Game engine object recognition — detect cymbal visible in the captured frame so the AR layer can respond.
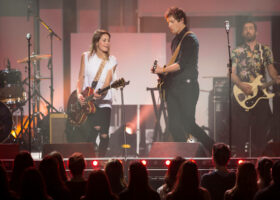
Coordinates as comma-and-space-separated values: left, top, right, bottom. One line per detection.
17, 54, 51, 64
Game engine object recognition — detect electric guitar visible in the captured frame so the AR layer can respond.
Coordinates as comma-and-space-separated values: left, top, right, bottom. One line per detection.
233, 75, 276, 111
67, 78, 128, 126
152, 60, 167, 97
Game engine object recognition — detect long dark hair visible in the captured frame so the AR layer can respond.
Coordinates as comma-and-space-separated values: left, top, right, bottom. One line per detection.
171, 160, 201, 198
164, 156, 185, 190
105, 159, 127, 194
84, 170, 117, 200
10, 151, 34, 193
232, 162, 258, 200
20, 167, 50, 200
257, 157, 273, 188
89, 29, 111, 57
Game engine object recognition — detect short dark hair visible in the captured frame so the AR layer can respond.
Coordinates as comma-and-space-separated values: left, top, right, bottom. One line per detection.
212, 143, 231, 166
68, 152, 86, 176
243, 20, 257, 31
164, 7, 187, 25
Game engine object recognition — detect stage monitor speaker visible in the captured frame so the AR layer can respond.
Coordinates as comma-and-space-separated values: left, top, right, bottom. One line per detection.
42, 143, 95, 158
149, 142, 208, 157
0, 144, 19, 159
262, 142, 280, 157
49, 113, 67, 144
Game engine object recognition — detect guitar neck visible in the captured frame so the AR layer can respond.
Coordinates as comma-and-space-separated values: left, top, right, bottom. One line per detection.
262, 79, 276, 89
85, 85, 111, 102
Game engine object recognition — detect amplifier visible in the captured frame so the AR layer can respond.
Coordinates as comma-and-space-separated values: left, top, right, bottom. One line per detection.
49, 113, 68, 144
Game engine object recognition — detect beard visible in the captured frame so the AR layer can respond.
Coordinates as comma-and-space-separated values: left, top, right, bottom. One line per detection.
244, 33, 256, 42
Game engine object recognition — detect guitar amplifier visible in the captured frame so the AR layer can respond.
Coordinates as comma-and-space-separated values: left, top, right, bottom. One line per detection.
49, 113, 68, 144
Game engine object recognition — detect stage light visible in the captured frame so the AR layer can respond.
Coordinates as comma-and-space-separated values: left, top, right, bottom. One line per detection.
10, 130, 17, 138
190, 159, 196, 164
238, 159, 244, 165
141, 160, 147, 166
125, 123, 134, 135
92, 160, 99, 167
165, 160, 171, 166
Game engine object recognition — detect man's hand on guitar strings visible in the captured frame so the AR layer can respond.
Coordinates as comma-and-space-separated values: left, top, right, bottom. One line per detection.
239, 82, 253, 95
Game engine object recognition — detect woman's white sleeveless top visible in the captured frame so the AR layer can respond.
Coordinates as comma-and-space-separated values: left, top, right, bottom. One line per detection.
83, 52, 117, 108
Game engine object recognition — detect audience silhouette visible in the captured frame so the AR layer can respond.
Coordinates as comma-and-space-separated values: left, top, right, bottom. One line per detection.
119, 161, 160, 200
105, 159, 127, 195
224, 162, 258, 200
201, 143, 236, 200
166, 160, 210, 200
81, 169, 118, 200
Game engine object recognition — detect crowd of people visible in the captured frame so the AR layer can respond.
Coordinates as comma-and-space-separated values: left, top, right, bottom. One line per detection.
0, 143, 280, 200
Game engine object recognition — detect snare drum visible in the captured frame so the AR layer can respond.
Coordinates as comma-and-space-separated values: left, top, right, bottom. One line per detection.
0, 69, 24, 105
0, 101, 13, 142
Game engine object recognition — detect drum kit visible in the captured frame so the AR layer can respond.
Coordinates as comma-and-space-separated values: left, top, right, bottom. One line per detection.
0, 54, 51, 144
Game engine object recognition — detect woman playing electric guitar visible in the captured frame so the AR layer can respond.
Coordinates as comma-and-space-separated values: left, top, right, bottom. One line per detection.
76, 29, 117, 157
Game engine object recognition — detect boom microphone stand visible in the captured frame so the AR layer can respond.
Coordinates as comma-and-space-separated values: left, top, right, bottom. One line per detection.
225, 20, 232, 150
37, 17, 61, 113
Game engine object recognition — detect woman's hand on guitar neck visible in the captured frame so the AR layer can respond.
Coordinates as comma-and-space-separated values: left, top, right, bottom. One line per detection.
93, 92, 102, 100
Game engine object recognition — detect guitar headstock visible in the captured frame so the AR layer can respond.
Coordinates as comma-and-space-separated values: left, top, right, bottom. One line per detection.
111, 78, 129, 89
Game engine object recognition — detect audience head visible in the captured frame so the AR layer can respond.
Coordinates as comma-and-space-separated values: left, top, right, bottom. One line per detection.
39, 155, 64, 189
128, 161, 150, 191
10, 151, 34, 192
235, 162, 258, 198
49, 151, 68, 182
257, 157, 273, 186
85, 170, 115, 199
20, 167, 49, 200
12, 151, 34, 176
272, 160, 280, 185
212, 143, 231, 167
68, 152, 86, 177
174, 160, 199, 193
165, 156, 185, 189
105, 159, 126, 194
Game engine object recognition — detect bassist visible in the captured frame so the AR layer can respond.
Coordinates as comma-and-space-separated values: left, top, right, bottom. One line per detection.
231, 21, 280, 156
76, 29, 117, 157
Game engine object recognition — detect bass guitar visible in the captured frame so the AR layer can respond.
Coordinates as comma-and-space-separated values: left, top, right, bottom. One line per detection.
233, 75, 275, 111
67, 78, 128, 126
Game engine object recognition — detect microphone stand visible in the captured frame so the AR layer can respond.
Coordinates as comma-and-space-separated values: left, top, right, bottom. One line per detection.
225, 22, 233, 150
27, 33, 32, 152
38, 17, 61, 113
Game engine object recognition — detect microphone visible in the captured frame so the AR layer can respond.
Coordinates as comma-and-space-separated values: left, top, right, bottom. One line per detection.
224, 20, 230, 32
26, 33, 31, 40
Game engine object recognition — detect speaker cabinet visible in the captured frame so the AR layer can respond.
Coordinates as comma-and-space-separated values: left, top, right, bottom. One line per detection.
42, 143, 95, 158
49, 113, 68, 144
149, 142, 208, 157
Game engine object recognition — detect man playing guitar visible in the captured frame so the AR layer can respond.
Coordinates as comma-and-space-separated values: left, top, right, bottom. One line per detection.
231, 20, 280, 156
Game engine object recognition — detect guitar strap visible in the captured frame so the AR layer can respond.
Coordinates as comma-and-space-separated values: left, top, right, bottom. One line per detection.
159, 31, 193, 100
167, 31, 193, 66
92, 57, 107, 88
